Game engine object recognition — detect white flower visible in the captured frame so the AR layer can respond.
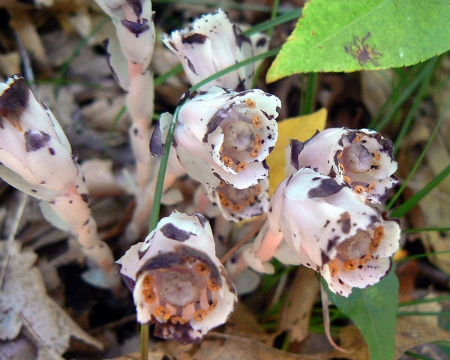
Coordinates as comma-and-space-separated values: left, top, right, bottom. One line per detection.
173, 86, 280, 189
118, 211, 237, 344
207, 179, 269, 222
288, 128, 398, 203
266, 167, 400, 297
162, 9, 269, 91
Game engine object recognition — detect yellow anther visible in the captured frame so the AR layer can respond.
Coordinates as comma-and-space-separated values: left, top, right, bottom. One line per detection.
374, 151, 381, 160
359, 254, 373, 265
222, 156, 233, 167
374, 225, 385, 240
245, 98, 256, 109
344, 259, 358, 270
354, 134, 364, 143
339, 163, 346, 174
193, 309, 208, 321
207, 278, 220, 291
250, 145, 261, 158
354, 185, 365, 194
254, 184, 262, 195
232, 203, 244, 212
196, 262, 210, 276
246, 196, 256, 206
344, 176, 351, 184
208, 299, 218, 312
337, 150, 343, 159
142, 289, 156, 304
142, 274, 153, 288
254, 134, 262, 145
236, 162, 247, 172
367, 182, 375, 191
170, 316, 186, 325
154, 306, 171, 320
252, 115, 262, 129
220, 197, 231, 208
329, 260, 339, 277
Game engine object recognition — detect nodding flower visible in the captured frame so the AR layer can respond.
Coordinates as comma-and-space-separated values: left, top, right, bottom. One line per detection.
118, 211, 237, 344
288, 128, 398, 203
255, 167, 400, 297
162, 8, 269, 91
207, 179, 269, 222
173, 86, 280, 189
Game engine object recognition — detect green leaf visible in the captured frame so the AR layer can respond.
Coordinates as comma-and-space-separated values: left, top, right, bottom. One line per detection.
267, 0, 450, 82
325, 269, 399, 360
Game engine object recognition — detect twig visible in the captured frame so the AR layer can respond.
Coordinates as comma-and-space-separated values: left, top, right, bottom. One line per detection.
320, 282, 353, 354
0, 192, 28, 290
13, 30, 36, 94
220, 225, 261, 264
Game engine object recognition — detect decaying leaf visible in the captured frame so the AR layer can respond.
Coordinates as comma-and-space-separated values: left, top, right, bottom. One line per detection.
0, 241, 103, 359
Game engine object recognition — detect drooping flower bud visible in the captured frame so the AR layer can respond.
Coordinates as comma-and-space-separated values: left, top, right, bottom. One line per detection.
118, 211, 237, 344
173, 86, 280, 189
162, 9, 269, 91
0, 76, 117, 288
288, 128, 398, 203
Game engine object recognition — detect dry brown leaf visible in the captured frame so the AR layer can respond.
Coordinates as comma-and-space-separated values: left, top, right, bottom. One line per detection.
0, 241, 103, 359
279, 267, 319, 343
395, 297, 450, 358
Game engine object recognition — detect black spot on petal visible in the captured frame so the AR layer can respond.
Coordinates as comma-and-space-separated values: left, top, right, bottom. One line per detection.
308, 178, 343, 198
182, 33, 207, 44
160, 223, 192, 241
25, 130, 51, 152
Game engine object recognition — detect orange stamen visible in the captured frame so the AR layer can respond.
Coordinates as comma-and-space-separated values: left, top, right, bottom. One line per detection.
245, 98, 256, 109
193, 309, 207, 321
222, 156, 233, 167
142, 289, 156, 304
207, 279, 220, 291
154, 306, 171, 320
252, 116, 262, 129
170, 316, 186, 325
196, 262, 210, 276
344, 259, 358, 270
236, 162, 247, 172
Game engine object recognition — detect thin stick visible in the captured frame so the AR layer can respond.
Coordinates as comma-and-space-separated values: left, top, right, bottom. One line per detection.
320, 282, 352, 354
0, 193, 28, 290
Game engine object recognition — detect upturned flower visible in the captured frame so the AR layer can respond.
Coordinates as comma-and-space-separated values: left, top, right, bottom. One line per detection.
264, 167, 400, 297
118, 211, 237, 344
162, 9, 269, 91
173, 86, 280, 189
288, 128, 398, 203
207, 179, 269, 222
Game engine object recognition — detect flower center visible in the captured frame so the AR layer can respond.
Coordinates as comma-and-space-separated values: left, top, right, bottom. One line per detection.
223, 121, 253, 151
159, 271, 199, 307
336, 229, 371, 259
340, 143, 372, 174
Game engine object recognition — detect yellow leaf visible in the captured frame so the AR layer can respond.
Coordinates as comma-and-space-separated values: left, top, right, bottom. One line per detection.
267, 108, 327, 195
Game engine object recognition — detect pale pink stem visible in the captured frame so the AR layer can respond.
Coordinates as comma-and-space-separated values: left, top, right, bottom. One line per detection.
255, 230, 284, 262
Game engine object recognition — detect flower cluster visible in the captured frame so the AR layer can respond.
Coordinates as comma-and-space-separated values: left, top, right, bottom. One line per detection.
242, 129, 401, 297
118, 211, 236, 344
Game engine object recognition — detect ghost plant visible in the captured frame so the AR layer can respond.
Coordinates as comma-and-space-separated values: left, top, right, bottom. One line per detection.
172, 86, 280, 189
95, 0, 157, 241
0, 75, 117, 288
118, 211, 236, 344
288, 128, 398, 203
162, 9, 269, 91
